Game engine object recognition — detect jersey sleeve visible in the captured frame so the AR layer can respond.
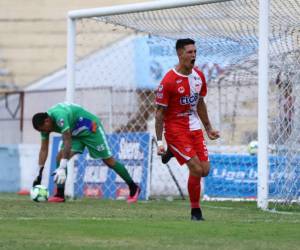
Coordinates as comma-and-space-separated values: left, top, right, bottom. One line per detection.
195, 68, 207, 97
155, 74, 171, 107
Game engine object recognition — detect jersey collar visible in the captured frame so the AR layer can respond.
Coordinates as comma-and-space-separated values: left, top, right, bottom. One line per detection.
172, 68, 195, 77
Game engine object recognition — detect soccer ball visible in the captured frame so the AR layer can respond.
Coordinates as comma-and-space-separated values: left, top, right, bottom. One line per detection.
247, 140, 258, 155
30, 185, 49, 202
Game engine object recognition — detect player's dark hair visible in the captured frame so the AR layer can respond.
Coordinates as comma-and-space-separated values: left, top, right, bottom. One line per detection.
175, 38, 195, 51
32, 112, 49, 130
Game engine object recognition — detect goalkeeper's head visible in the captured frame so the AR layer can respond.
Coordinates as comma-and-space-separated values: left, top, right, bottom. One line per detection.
32, 112, 53, 132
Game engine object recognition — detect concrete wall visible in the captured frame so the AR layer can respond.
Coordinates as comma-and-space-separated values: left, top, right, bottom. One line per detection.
0, 145, 20, 192
0, 0, 151, 89
0, 144, 52, 192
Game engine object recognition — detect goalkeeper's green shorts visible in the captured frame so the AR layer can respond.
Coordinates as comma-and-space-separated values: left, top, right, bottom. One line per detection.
61, 123, 112, 159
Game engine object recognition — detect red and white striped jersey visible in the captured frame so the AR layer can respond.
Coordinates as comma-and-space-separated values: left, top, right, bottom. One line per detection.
155, 67, 207, 134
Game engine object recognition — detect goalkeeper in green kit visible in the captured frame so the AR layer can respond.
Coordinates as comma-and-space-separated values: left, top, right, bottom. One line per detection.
32, 102, 140, 203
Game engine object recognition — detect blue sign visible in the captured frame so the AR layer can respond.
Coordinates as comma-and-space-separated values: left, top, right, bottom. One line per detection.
205, 154, 300, 199
49, 132, 151, 200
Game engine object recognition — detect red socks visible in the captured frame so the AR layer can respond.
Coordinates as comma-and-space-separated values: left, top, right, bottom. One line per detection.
188, 175, 201, 209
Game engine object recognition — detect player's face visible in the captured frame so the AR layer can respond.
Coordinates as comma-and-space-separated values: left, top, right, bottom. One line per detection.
38, 118, 53, 133
181, 44, 196, 69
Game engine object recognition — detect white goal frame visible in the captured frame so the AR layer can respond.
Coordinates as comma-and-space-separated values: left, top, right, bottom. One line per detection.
65, 0, 270, 210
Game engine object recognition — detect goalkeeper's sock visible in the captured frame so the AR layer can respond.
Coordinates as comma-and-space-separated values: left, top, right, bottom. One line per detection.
188, 174, 201, 209
112, 161, 137, 196
56, 184, 65, 198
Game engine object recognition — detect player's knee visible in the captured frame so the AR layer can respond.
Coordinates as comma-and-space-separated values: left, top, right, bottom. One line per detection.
195, 166, 209, 177
103, 157, 115, 168
190, 162, 210, 177
190, 166, 203, 177
202, 169, 209, 177
188, 159, 203, 177
201, 163, 210, 177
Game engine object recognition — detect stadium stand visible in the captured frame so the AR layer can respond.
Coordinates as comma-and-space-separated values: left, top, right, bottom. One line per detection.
0, 0, 150, 89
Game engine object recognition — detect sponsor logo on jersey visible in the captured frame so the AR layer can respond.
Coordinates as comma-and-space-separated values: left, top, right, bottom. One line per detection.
176, 79, 183, 84
180, 93, 199, 105
57, 118, 64, 127
178, 86, 185, 93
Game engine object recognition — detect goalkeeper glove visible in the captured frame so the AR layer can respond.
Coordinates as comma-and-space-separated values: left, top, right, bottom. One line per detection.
32, 165, 44, 187
53, 159, 68, 184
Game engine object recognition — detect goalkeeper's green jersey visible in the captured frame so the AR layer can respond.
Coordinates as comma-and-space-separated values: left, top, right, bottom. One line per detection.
41, 102, 100, 140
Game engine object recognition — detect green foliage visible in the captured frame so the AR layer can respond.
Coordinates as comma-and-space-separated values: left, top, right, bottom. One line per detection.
0, 194, 300, 250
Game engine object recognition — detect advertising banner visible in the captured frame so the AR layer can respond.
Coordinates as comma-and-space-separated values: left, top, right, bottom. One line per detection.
205, 154, 300, 199
49, 132, 151, 200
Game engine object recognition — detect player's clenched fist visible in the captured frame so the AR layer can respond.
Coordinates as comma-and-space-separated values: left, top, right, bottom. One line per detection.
206, 129, 220, 140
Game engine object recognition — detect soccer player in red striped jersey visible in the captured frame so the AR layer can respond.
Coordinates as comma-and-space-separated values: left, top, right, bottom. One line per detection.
155, 38, 220, 221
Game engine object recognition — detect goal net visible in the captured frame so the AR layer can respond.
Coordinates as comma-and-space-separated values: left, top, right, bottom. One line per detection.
64, 0, 300, 209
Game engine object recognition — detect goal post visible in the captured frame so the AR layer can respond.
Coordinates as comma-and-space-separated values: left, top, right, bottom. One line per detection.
257, 0, 269, 210
65, 0, 236, 201
63, 0, 300, 209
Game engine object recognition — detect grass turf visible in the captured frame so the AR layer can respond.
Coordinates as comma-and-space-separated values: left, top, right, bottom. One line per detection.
0, 194, 300, 250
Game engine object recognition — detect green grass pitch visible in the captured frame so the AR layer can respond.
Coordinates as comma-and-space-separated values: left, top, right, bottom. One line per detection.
0, 194, 300, 250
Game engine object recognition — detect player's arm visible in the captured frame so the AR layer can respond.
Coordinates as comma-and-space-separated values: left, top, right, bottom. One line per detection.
53, 129, 72, 185
155, 74, 170, 155
61, 130, 72, 160
155, 105, 166, 155
33, 138, 49, 186
39, 137, 49, 166
197, 97, 220, 140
